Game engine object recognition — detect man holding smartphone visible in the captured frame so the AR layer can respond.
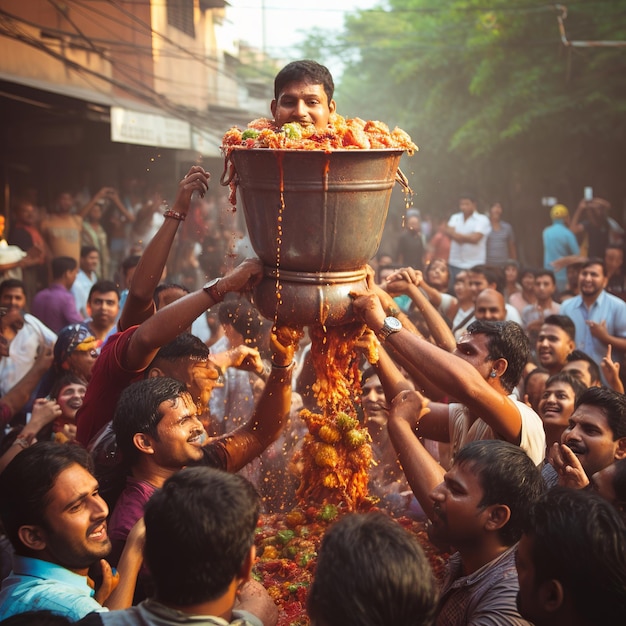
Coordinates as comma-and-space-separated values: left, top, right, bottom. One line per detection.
569, 190, 612, 258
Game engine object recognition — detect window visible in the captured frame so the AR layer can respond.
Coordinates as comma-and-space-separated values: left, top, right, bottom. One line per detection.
167, 0, 195, 38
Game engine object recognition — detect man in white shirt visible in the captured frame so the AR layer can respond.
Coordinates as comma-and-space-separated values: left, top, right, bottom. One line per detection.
0, 278, 57, 396
445, 195, 492, 283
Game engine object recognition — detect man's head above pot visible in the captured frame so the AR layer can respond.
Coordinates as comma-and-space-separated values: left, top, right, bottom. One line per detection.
271, 59, 336, 132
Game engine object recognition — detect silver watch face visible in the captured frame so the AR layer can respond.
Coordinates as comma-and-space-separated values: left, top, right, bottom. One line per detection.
384, 316, 402, 331
204, 278, 220, 289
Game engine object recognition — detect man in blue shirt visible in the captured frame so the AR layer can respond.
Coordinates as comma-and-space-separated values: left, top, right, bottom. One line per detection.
560, 258, 626, 384
0, 442, 143, 620
542, 204, 580, 293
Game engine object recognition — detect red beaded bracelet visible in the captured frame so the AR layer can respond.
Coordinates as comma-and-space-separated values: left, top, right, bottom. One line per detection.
163, 209, 186, 221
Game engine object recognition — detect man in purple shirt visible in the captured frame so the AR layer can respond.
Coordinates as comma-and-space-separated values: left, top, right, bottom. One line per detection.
31, 256, 83, 332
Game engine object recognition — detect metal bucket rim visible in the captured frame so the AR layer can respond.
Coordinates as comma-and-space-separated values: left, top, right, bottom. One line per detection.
228, 148, 405, 155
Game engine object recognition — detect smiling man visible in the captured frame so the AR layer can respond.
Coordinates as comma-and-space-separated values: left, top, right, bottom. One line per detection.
0, 442, 143, 620
544, 386, 626, 488
104, 324, 300, 599
537, 371, 585, 455
354, 278, 546, 466
561, 258, 626, 383
535, 314, 576, 376
271, 60, 336, 132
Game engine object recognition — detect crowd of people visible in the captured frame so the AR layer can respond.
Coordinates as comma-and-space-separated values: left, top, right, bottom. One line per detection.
0, 59, 625, 626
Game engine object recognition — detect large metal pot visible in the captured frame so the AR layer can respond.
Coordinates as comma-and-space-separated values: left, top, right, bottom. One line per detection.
225, 148, 404, 326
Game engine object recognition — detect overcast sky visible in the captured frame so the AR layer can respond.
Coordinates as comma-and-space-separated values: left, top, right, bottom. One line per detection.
223, 0, 380, 69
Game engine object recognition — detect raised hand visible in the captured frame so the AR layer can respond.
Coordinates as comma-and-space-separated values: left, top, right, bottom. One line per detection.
548, 442, 589, 490
271, 325, 304, 367
389, 389, 431, 432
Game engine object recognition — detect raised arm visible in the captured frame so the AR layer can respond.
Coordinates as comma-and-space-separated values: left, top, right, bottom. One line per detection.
569, 198, 588, 236
221, 325, 303, 473
0, 345, 54, 424
385, 267, 456, 352
0, 397, 61, 474
387, 389, 445, 521
78, 187, 114, 218
123, 258, 262, 372
119, 166, 210, 330
352, 291, 524, 445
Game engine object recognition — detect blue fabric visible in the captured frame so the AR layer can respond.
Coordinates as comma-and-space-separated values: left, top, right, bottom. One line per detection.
542, 220, 580, 291
561, 291, 626, 384
0, 555, 106, 620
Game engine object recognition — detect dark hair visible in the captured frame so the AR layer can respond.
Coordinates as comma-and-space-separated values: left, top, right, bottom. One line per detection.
524, 366, 549, 387
466, 319, 530, 392
80, 245, 98, 258
0, 278, 25, 298
519, 267, 537, 281
524, 487, 626, 623
544, 371, 586, 403
469, 264, 503, 293
0, 442, 93, 554
113, 377, 189, 466
144, 466, 260, 606
533, 269, 556, 284
582, 257, 607, 276
575, 387, 626, 440
542, 314, 576, 342
121, 254, 141, 276
459, 193, 476, 203
565, 349, 601, 385
88, 280, 119, 302
49, 373, 87, 400
307, 512, 438, 626
153, 282, 190, 309
455, 440, 545, 545
152, 332, 210, 367
274, 59, 334, 103
217, 298, 262, 345
51, 256, 77, 280
425, 258, 450, 282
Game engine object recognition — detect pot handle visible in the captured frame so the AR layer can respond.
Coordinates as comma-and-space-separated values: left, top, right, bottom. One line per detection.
220, 156, 237, 187
395, 167, 411, 194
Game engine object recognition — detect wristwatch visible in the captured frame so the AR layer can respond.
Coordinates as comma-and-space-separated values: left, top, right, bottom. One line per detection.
377, 316, 402, 342
203, 278, 224, 303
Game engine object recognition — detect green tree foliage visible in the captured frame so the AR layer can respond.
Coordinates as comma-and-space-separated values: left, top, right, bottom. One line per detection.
300, 1, 626, 264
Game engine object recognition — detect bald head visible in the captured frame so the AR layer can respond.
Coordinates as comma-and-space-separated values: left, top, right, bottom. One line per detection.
475, 288, 506, 321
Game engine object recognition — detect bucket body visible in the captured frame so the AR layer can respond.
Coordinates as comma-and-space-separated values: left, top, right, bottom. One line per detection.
229, 148, 403, 325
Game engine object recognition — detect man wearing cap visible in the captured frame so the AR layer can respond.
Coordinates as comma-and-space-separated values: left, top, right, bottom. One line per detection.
542, 204, 580, 293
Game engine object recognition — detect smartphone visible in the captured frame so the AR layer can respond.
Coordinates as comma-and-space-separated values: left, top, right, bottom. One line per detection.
584, 186, 593, 201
